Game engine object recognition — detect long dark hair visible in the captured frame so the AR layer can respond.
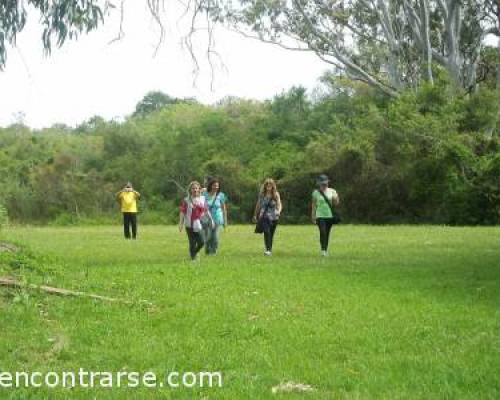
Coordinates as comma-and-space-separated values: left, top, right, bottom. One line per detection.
207, 178, 221, 195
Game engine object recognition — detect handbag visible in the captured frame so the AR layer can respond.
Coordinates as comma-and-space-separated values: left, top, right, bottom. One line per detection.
318, 189, 341, 224
202, 193, 219, 228
200, 214, 211, 229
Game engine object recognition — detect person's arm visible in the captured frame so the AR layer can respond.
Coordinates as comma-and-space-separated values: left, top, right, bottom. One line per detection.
332, 189, 340, 206
179, 212, 184, 232
223, 203, 228, 227
252, 198, 261, 223
179, 200, 187, 232
276, 193, 283, 215
311, 195, 317, 224
134, 190, 141, 199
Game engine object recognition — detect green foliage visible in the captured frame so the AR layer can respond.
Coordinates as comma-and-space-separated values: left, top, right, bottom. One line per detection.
1, 84, 499, 225
0, 0, 106, 67
459, 89, 500, 133
0, 202, 8, 228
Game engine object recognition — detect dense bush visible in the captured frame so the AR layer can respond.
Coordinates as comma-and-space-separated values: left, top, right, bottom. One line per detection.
0, 83, 498, 225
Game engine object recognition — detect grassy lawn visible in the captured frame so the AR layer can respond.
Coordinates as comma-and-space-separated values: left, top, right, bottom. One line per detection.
0, 225, 499, 399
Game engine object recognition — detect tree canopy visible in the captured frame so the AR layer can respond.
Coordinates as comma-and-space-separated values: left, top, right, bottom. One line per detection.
2, 0, 499, 94
133, 91, 197, 117
211, 0, 500, 95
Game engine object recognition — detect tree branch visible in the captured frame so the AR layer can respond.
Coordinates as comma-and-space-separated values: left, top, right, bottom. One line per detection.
292, 0, 399, 96
230, 28, 313, 52
108, 0, 126, 44
146, 0, 166, 57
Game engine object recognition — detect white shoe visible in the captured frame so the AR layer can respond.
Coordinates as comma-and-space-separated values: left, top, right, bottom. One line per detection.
264, 250, 272, 256
321, 250, 328, 257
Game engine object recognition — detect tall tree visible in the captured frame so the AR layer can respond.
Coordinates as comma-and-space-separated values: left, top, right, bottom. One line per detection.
206, 0, 500, 95
133, 91, 182, 117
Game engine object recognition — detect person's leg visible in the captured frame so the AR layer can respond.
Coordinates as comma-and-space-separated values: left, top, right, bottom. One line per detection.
194, 231, 205, 256
324, 218, 334, 251
123, 213, 131, 239
268, 221, 278, 251
317, 218, 327, 251
263, 220, 277, 252
203, 226, 210, 254
212, 225, 221, 254
186, 228, 197, 259
131, 213, 137, 239
263, 224, 272, 252
204, 226, 214, 254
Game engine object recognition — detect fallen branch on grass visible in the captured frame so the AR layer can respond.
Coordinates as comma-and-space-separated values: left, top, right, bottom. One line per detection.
0, 276, 131, 304
0, 242, 19, 253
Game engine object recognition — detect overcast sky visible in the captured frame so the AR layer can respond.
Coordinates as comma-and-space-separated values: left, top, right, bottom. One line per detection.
0, 2, 328, 129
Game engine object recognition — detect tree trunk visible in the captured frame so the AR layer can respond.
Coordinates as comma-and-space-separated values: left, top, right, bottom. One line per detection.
487, 37, 500, 138
420, 0, 434, 84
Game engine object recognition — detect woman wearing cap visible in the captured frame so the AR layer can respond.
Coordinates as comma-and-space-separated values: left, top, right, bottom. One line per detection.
203, 178, 228, 255
179, 181, 215, 261
311, 174, 340, 256
253, 178, 282, 256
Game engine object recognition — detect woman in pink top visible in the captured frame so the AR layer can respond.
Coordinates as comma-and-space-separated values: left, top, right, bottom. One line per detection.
179, 181, 214, 260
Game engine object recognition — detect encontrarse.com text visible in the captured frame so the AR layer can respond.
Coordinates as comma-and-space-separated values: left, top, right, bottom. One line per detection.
0, 370, 223, 389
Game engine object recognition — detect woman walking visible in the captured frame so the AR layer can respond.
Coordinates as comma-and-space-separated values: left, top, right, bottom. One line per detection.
253, 178, 282, 256
311, 174, 340, 256
179, 181, 214, 261
203, 178, 228, 255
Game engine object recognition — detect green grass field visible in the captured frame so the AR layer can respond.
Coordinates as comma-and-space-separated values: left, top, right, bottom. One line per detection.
0, 225, 499, 399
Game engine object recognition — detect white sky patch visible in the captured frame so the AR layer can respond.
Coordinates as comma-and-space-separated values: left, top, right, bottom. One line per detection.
0, 2, 328, 128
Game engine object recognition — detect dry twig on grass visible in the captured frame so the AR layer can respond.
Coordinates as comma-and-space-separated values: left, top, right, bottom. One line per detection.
0, 276, 131, 304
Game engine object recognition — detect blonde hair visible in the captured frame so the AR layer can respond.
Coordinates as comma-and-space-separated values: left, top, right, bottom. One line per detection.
260, 178, 278, 200
187, 181, 201, 198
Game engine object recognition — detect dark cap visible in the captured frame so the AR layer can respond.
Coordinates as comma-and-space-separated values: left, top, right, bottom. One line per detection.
316, 174, 329, 185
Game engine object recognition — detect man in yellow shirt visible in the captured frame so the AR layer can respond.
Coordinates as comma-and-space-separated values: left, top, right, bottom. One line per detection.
116, 182, 141, 239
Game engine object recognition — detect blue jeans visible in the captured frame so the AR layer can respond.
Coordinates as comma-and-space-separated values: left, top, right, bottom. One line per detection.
204, 224, 222, 255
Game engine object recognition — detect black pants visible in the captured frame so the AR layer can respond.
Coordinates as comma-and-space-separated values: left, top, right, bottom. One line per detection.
186, 228, 204, 259
317, 218, 334, 251
263, 220, 278, 251
123, 212, 137, 239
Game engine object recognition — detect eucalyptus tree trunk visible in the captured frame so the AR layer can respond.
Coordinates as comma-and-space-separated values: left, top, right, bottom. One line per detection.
487, 37, 500, 138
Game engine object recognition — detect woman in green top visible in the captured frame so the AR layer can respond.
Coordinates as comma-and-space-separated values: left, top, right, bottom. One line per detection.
311, 174, 340, 256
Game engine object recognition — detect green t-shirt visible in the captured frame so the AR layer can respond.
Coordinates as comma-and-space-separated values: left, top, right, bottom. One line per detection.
312, 188, 338, 218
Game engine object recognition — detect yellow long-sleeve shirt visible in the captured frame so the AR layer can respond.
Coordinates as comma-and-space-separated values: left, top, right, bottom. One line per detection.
117, 190, 140, 213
